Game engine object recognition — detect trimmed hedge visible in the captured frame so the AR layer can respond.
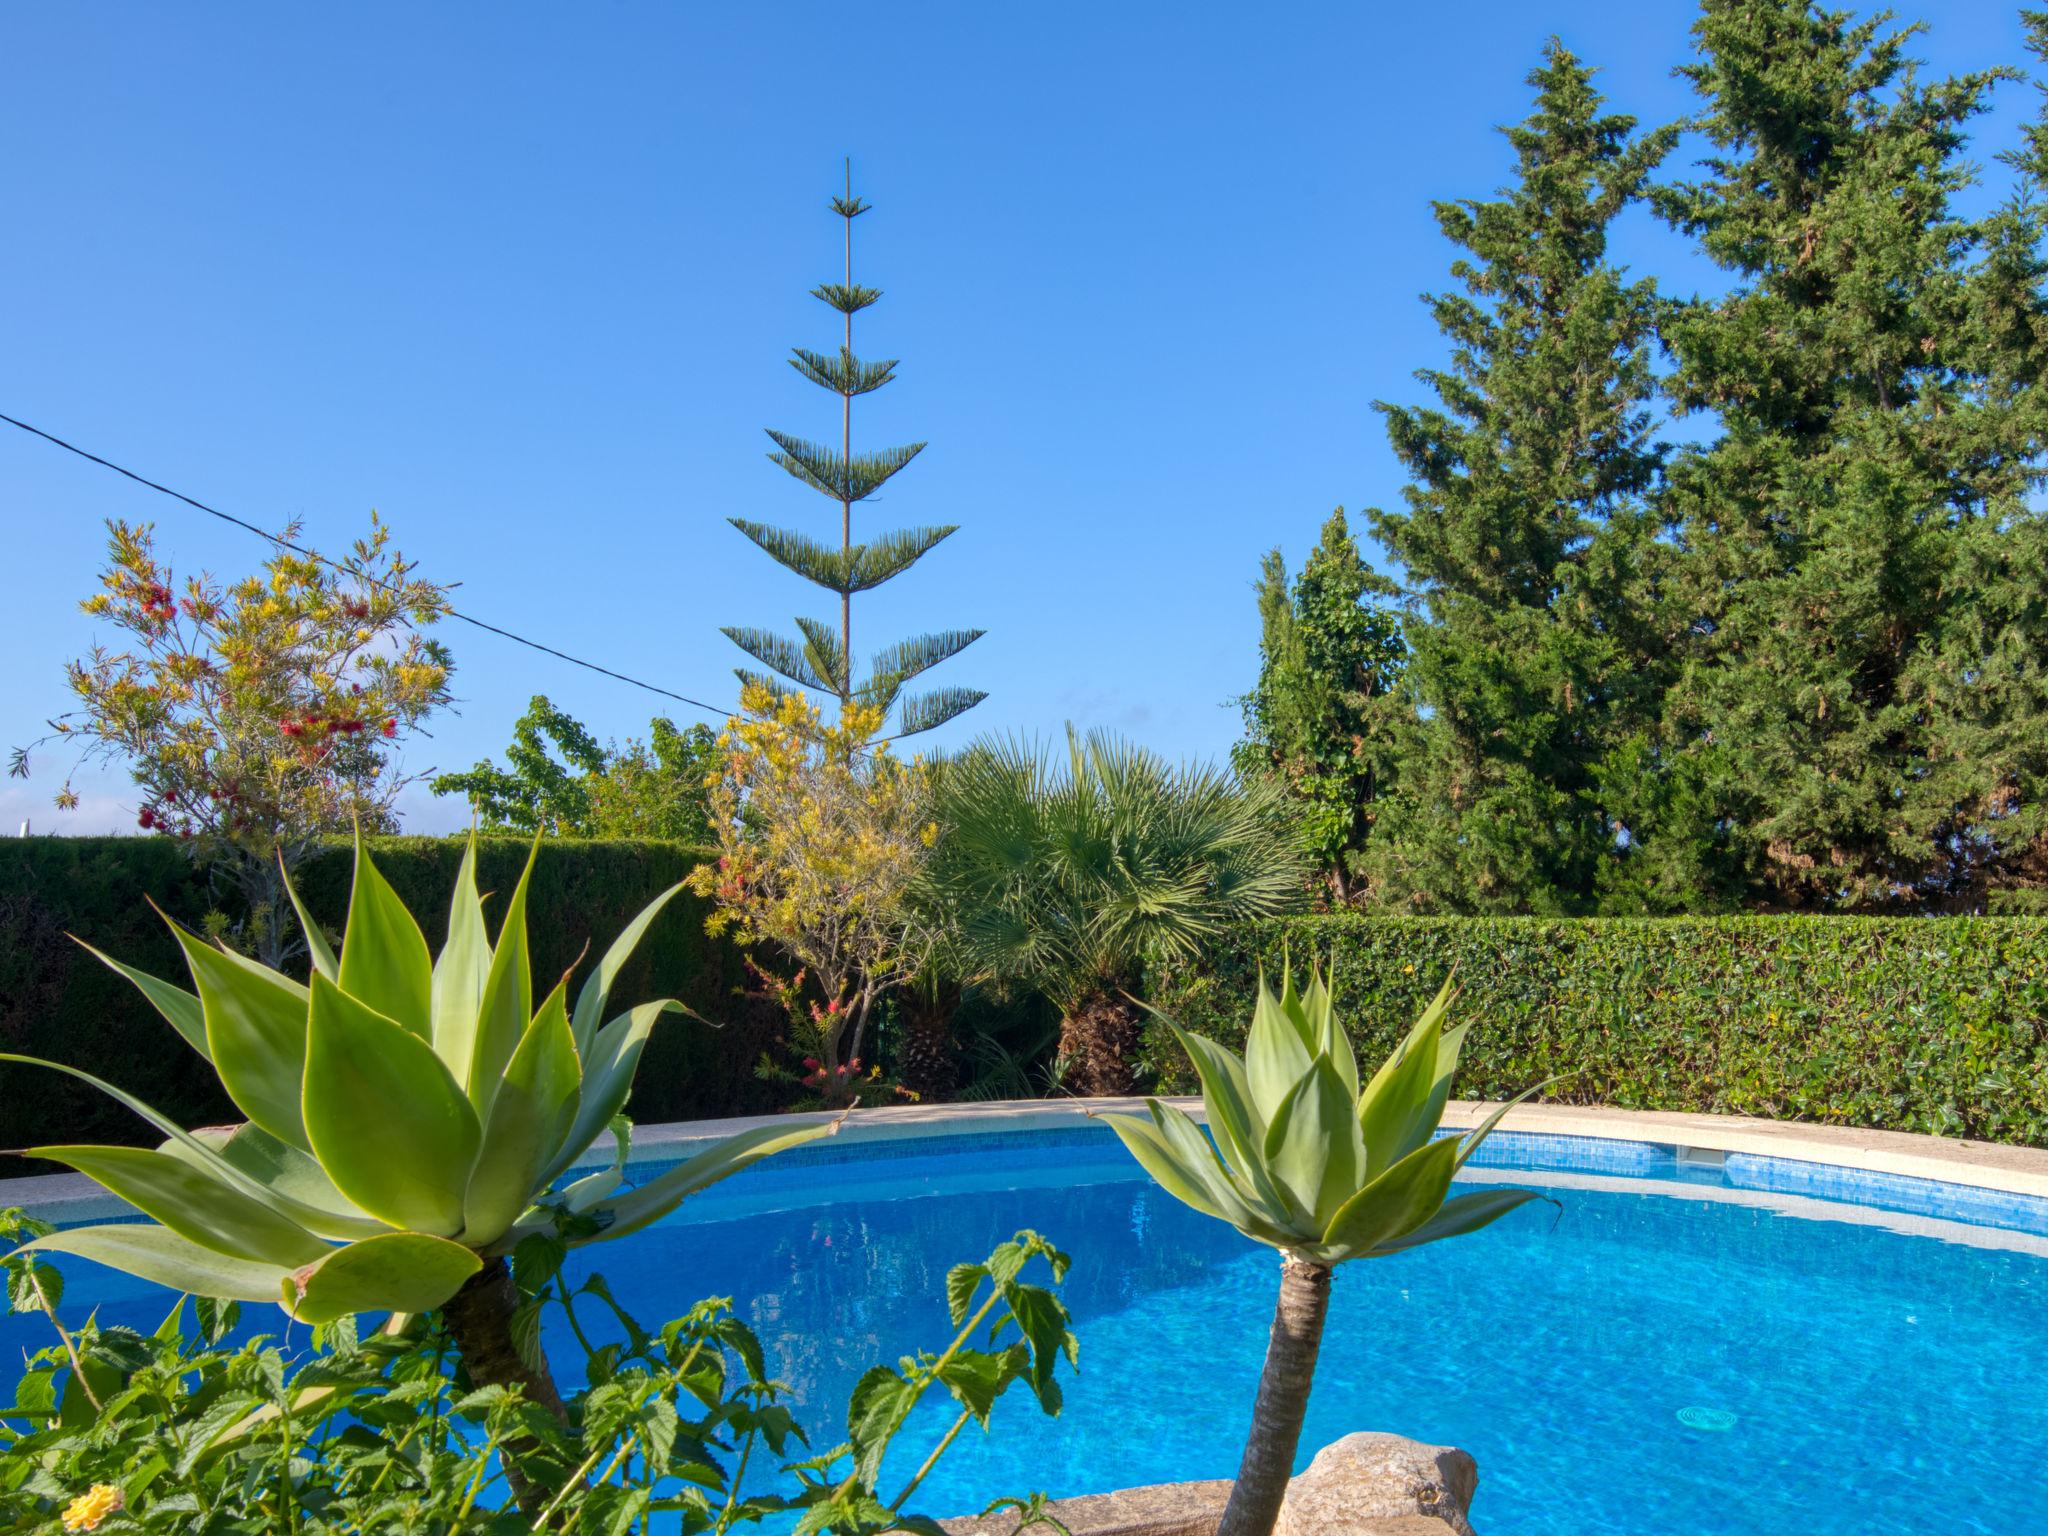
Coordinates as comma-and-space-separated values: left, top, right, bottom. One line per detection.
1141, 916, 2048, 1147
0, 837, 772, 1178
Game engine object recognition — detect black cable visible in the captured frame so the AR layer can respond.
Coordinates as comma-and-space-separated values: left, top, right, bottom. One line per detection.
0, 411, 732, 720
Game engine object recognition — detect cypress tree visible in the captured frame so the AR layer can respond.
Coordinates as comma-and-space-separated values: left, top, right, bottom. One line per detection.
1234, 509, 1406, 904
1364, 39, 1676, 914
724, 165, 985, 738
1649, 0, 2045, 909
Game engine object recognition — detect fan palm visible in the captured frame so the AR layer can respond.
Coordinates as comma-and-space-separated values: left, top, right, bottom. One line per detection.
923, 730, 1306, 1094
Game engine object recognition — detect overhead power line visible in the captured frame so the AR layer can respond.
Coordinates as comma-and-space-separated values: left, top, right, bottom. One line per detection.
0, 411, 733, 720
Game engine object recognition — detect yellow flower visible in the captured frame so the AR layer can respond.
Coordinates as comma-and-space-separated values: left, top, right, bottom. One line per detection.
62, 1485, 122, 1532
1402, 964, 1415, 975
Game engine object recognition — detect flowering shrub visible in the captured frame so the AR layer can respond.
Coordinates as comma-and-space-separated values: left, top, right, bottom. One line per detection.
688, 683, 938, 1105
10, 516, 452, 964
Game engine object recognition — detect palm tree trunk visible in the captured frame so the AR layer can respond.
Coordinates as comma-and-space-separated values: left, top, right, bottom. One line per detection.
899, 981, 960, 1099
1216, 1255, 1331, 1536
441, 1258, 569, 1512
1057, 990, 1143, 1096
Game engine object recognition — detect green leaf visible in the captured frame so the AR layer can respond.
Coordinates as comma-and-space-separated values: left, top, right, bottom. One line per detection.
938, 1347, 1017, 1427
469, 838, 540, 1115
174, 1123, 384, 1240
1100, 1112, 1227, 1222
945, 1263, 987, 1326
1262, 1055, 1367, 1229
846, 1365, 915, 1487
540, 1001, 678, 1189
165, 916, 311, 1151
1303, 967, 1358, 1098
463, 980, 582, 1245
575, 1120, 837, 1245
278, 856, 337, 984
26, 1144, 329, 1268
1455, 1078, 1562, 1170
1363, 1186, 1543, 1256
284, 1232, 482, 1324
338, 833, 434, 1037
1319, 1134, 1461, 1260
1358, 981, 1456, 1176
571, 882, 685, 1058
430, 830, 492, 1088
72, 939, 209, 1061
21, 1224, 293, 1304
1245, 975, 1316, 1124
303, 973, 481, 1235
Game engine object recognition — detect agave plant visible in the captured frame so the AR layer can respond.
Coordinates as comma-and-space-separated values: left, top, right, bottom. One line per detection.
1103, 969, 1544, 1536
1, 835, 831, 1413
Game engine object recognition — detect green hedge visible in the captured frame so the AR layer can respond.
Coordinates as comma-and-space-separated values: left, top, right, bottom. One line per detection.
1141, 916, 2048, 1147
0, 837, 771, 1178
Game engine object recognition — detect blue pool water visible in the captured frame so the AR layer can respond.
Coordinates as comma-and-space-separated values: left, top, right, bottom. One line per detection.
10, 1124, 2048, 1535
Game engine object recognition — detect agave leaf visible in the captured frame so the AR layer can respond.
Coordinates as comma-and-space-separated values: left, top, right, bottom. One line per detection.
1361, 1187, 1542, 1257
1454, 1078, 1561, 1170
1303, 968, 1357, 1098
538, 1000, 678, 1189
1263, 1057, 1366, 1229
1420, 1015, 1474, 1132
20, 1223, 294, 1304
278, 856, 337, 984
164, 918, 311, 1151
303, 975, 480, 1236
73, 938, 208, 1061
570, 881, 685, 1059
561, 1166, 622, 1212
1319, 1134, 1461, 1260
338, 835, 434, 1038
26, 1144, 330, 1269
160, 1124, 385, 1241
1358, 980, 1456, 1176
1146, 1099, 1302, 1245
571, 1120, 837, 1247
1157, 1016, 1291, 1213
469, 839, 540, 1116
284, 1232, 482, 1324
1245, 977, 1316, 1124
462, 980, 581, 1245
1100, 1112, 1229, 1223
430, 831, 492, 1087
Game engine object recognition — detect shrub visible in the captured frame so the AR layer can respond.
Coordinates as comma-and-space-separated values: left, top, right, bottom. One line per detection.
1141, 916, 2048, 1146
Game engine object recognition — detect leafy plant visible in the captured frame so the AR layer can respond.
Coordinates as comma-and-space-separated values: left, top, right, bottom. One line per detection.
9, 516, 453, 966
2, 1210, 1074, 1536
1103, 968, 1543, 1536
921, 730, 1306, 1096
0, 831, 833, 1509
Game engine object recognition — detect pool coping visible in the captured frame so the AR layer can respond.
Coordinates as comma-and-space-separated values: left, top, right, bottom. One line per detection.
5, 1097, 2045, 1223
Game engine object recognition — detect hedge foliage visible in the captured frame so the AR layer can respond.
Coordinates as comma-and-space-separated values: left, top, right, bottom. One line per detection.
1140, 916, 2048, 1147
0, 837, 772, 1177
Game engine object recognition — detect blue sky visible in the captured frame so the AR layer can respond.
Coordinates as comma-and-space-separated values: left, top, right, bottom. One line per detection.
3, 0, 2039, 834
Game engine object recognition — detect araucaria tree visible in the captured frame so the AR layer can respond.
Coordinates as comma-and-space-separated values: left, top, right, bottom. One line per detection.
1647, 0, 2048, 910
10, 517, 453, 965
1366, 40, 1676, 915
724, 166, 985, 739
1234, 509, 1406, 905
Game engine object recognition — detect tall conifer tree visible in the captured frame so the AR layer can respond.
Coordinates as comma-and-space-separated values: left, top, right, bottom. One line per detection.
1365, 40, 1675, 913
1649, 0, 2048, 909
724, 166, 984, 738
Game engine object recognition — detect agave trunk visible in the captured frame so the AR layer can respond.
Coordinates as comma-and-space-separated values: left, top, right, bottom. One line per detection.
441, 1259, 569, 1512
1217, 1255, 1331, 1536
1058, 989, 1142, 1097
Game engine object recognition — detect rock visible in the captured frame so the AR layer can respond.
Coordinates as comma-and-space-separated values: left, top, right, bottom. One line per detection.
1273, 1432, 1480, 1536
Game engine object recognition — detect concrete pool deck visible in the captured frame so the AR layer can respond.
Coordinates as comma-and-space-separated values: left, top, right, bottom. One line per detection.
6, 1096, 2045, 1221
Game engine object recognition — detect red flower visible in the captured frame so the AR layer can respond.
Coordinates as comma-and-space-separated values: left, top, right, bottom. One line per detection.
381, 719, 396, 738
801, 1057, 819, 1070
137, 808, 154, 829
825, 998, 841, 1016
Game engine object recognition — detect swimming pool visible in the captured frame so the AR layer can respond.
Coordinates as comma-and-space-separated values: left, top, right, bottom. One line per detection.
9, 1120, 2048, 1534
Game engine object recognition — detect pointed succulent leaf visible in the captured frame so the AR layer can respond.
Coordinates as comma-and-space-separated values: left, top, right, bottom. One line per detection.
571, 883, 685, 1057
278, 858, 337, 983
72, 938, 208, 1061
574, 1120, 838, 1246
284, 1232, 482, 1325
1303, 968, 1357, 1097
1421, 1015, 1474, 1131
1245, 977, 1317, 1125
1362, 1187, 1543, 1257
431, 831, 492, 1087
1146, 1100, 1302, 1243
1454, 1079, 1562, 1170
543, 1000, 679, 1188
19, 1224, 293, 1305
1359, 980, 1457, 1176
165, 918, 311, 1151
1099, 1112, 1228, 1223
26, 1144, 330, 1268
463, 980, 582, 1245
1262, 1056, 1367, 1229
164, 1123, 385, 1240
304, 974, 480, 1236
338, 835, 434, 1038
469, 839, 539, 1115
1319, 1134, 1461, 1261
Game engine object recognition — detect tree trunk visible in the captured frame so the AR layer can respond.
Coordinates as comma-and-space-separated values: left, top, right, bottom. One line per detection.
441, 1258, 570, 1513
1057, 990, 1142, 1097
899, 982, 960, 1100
1216, 1255, 1332, 1536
